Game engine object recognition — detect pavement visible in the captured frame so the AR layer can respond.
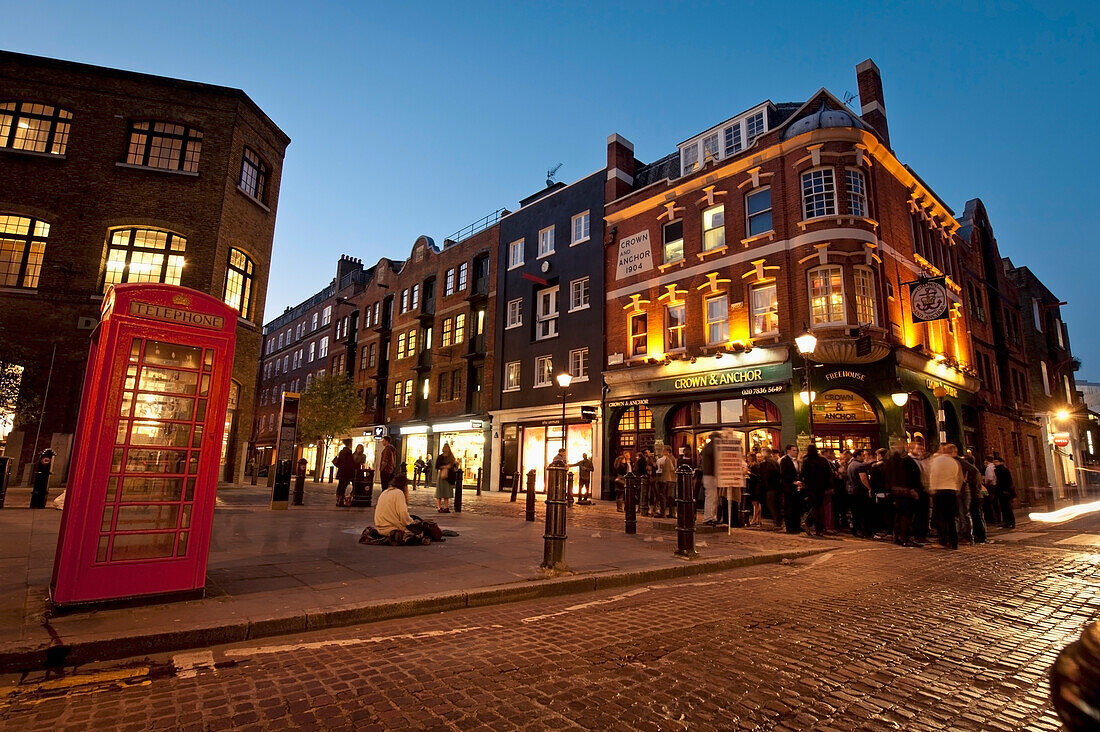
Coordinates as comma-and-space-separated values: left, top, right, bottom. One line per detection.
0, 480, 830, 674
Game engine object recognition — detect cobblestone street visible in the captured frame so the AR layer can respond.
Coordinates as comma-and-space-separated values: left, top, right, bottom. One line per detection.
3, 511, 1099, 731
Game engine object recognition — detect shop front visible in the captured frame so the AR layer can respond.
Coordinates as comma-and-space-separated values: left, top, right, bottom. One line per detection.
393, 419, 489, 488
503, 419, 595, 495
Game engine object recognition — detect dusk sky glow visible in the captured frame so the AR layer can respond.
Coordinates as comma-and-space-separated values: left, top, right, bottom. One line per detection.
8, 1, 1100, 375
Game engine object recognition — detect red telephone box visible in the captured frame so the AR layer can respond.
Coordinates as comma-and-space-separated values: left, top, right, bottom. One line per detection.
52, 284, 237, 606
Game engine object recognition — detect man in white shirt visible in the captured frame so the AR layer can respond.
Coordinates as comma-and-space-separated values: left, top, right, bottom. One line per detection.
928, 444, 963, 549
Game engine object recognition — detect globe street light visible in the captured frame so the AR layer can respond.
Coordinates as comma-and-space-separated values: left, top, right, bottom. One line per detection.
795, 329, 818, 441
556, 372, 572, 463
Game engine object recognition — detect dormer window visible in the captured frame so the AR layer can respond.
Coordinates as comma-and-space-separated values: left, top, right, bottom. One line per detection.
724, 124, 742, 156
679, 103, 772, 176
702, 133, 720, 163
745, 112, 765, 142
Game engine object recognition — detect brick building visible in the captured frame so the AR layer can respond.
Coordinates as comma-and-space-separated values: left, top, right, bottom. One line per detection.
600, 59, 979, 485
0, 50, 289, 485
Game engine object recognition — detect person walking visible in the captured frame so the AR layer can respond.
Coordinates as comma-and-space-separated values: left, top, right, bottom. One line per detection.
759, 448, 782, 530
701, 433, 720, 526
571, 453, 594, 504
801, 444, 832, 537
993, 456, 1016, 529
434, 443, 457, 513
928, 443, 963, 549
333, 439, 357, 507
955, 452, 979, 543
654, 445, 676, 518
780, 444, 801, 534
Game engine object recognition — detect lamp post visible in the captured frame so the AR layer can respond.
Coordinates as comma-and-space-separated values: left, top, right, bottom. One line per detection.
556, 372, 572, 460
795, 329, 818, 443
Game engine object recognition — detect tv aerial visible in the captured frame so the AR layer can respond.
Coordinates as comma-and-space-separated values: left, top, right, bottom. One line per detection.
546, 163, 563, 187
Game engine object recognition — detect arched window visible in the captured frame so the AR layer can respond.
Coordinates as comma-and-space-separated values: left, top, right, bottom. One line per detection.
223, 247, 255, 319
0, 102, 71, 155
613, 404, 653, 456
0, 215, 48, 289
103, 228, 186, 289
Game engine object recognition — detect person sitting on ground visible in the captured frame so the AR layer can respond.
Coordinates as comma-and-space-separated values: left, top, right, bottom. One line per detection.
364, 475, 433, 545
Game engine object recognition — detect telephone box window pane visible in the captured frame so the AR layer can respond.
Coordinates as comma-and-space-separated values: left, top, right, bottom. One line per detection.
186, 455, 198, 475
110, 533, 176, 561
96, 536, 110, 563
204, 349, 213, 370
129, 339, 141, 360
115, 505, 180, 531
124, 449, 188, 474
185, 478, 196, 499
120, 392, 134, 416
129, 421, 193, 447
195, 399, 207, 422
111, 449, 124, 472
200, 375, 210, 396
138, 367, 198, 395
176, 532, 189, 557
191, 425, 204, 448
119, 477, 185, 501
106, 477, 119, 501
101, 506, 114, 532
133, 394, 194, 421
143, 341, 202, 369
181, 505, 192, 529
116, 420, 130, 445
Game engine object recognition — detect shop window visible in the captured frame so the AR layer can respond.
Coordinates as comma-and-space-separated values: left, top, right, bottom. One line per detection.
808, 265, 845, 326
629, 312, 648, 357
702, 205, 725, 251
746, 188, 772, 237
103, 227, 186, 289
534, 355, 553, 387
750, 283, 778, 336
613, 405, 654, 458
223, 247, 254, 320
666, 304, 686, 352
125, 120, 202, 172
0, 101, 72, 155
705, 295, 729, 345
801, 168, 836, 220
239, 147, 268, 202
853, 266, 877, 326
0, 214, 48, 289
663, 220, 683, 264
846, 169, 868, 218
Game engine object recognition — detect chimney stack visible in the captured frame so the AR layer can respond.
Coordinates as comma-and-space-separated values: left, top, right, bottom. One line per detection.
605, 133, 635, 202
855, 59, 890, 148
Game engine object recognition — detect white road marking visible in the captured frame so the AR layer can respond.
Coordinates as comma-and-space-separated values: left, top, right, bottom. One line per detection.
173, 650, 215, 678
218, 624, 503, 659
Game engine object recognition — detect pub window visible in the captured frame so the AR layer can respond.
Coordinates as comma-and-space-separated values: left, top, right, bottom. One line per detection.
808, 265, 845, 326
846, 169, 868, 218
705, 294, 729, 345
103, 227, 186, 289
0, 102, 72, 155
853, 266, 877, 326
125, 120, 202, 173
746, 188, 772, 237
801, 168, 837, 219
702, 204, 725, 251
239, 147, 268, 201
750, 283, 778, 336
663, 220, 684, 264
223, 247, 255, 319
0, 215, 48, 289
629, 312, 648, 357
666, 304, 686, 352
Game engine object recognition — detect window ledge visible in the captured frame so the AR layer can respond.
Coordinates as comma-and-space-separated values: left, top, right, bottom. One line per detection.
502, 387, 520, 393
507, 263, 524, 271
570, 237, 590, 247
536, 251, 555, 260
534, 383, 552, 389
570, 376, 590, 383
567, 304, 590, 314
236, 185, 271, 212
696, 244, 729, 261
114, 161, 199, 177
505, 323, 523, 330
0, 147, 66, 161
534, 334, 559, 342
797, 215, 877, 231
751, 330, 779, 340
741, 230, 775, 247
0, 286, 38, 296
658, 258, 686, 273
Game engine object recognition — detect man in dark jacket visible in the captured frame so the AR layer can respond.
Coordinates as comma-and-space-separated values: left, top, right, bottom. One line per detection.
701, 434, 719, 525
780, 444, 801, 534
801, 444, 833, 537
993, 457, 1015, 529
333, 439, 357, 507
758, 448, 783, 530
885, 441, 923, 547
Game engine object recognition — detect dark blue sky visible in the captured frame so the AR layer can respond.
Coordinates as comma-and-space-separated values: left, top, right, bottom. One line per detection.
9, 1, 1100, 376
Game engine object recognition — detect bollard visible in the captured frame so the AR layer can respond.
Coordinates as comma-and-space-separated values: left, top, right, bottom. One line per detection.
1050, 620, 1100, 731
454, 471, 464, 513
292, 458, 307, 506
476, 467, 483, 496
566, 472, 574, 506
541, 465, 569, 570
328, 465, 334, 484
525, 469, 537, 522
1046, 484, 1056, 512
0, 456, 11, 509
30, 450, 53, 509
675, 464, 698, 557
624, 470, 638, 535
510, 471, 519, 502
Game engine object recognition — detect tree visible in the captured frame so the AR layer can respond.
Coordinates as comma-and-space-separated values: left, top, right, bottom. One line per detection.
296, 373, 362, 473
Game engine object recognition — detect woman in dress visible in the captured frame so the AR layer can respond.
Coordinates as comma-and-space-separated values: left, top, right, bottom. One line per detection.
435, 443, 457, 513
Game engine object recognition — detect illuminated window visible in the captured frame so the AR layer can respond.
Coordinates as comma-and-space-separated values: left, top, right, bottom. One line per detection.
802, 168, 836, 220
506, 299, 522, 329
750, 283, 778, 336
666, 304, 686, 352
569, 348, 589, 380
103, 228, 186, 289
705, 295, 729, 345
454, 313, 466, 343
663, 220, 683, 264
846, 169, 868, 218
407, 329, 416, 354
508, 239, 524, 269
570, 277, 589, 311
534, 355, 553, 387
397, 333, 407, 359
504, 361, 521, 391
538, 226, 555, 257
239, 147, 268, 201
223, 248, 254, 319
441, 318, 453, 346
571, 211, 590, 245
536, 286, 558, 340
393, 380, 404, 407
125, 121, 202, 172
629, 312, 648, 357
0, 102, 71, 155
853, 266, 877, 326
746, 188, 772, 237
702, 205, 725, 251
0, 215, 48, 289
809, 266, 845, 325
404, 379, 413, 407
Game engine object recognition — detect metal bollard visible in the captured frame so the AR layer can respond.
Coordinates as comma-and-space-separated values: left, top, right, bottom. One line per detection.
566, 472, 574, 505
675, 464, 698, 557
624, 470, 638, 535
454, 471, 464, 513
541, 465, 569, 570
525, 469, 537, 522
1046, 484, 1056, 512
510, 472, 520, 502
476, 467, 483, 496
328, 466, 334, 483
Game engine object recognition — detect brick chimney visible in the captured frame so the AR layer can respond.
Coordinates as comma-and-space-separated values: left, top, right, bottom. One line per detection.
605, 133, 635, 202
856, 59, 890, 148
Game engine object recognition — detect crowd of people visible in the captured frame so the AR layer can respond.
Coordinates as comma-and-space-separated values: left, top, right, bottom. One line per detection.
613, 439, 1019, 550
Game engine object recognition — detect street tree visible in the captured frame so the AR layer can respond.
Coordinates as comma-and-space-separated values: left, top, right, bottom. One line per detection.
296, 373, 361, 474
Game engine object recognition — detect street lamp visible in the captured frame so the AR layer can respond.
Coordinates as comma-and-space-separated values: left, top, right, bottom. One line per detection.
556, 372, 572, 459
891, 379, 910, 408
795, 329, 818, 440
1055, 408, 1071, 422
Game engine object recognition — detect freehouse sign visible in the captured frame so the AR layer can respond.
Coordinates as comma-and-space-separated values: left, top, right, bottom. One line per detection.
651, 363, 791, 395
